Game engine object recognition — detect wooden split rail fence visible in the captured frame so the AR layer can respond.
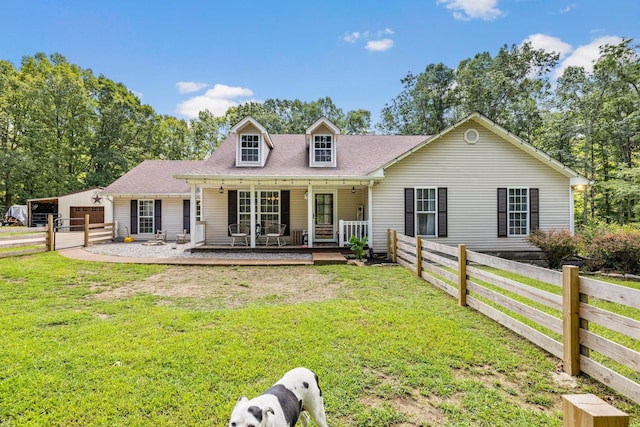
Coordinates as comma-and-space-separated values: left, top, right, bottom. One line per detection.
387, 229, 640, 406
0, 214, 114, 257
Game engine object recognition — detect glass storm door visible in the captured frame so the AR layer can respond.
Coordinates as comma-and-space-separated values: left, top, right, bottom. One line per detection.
314, 193, 335, 241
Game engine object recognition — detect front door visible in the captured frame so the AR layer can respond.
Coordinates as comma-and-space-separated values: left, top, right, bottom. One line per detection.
314, 192, 335, 241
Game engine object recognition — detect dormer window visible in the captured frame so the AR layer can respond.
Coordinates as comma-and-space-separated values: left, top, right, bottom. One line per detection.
230, 116, 273, 167
313, 135, 333, 163
307, 117, 340, 168
240, 134, 260, 163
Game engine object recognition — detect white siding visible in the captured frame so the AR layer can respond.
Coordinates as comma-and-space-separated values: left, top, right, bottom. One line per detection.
202, 188, 229, 244
111, 197, 188, 241
372, 122, 572, 253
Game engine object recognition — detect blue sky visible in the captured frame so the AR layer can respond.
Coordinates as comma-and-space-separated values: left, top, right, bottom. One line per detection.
3, 1, 639, 124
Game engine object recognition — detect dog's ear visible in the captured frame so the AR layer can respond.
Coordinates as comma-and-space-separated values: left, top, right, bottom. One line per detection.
262, 407, 275, 419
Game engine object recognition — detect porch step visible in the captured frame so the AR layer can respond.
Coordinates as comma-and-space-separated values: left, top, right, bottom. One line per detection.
312, 252, 347, 265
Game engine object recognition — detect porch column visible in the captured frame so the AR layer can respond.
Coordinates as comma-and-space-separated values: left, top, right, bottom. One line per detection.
569, 187, 575, 236
190, 183, 197, 248
307, 183, 313, 248
250, 184, 256, 248
368, 181, 374, 252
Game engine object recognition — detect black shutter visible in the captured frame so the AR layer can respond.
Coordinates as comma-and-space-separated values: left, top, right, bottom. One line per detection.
130, 199, 138, 234
228, 190, 237, 236
437, 187, 448, 237
183, 200, 190, 233
154, 200, 162, 232
530, 188, 539, 231
497, 188, 507, 237
280, 190, 290, 236
404, 188, 415, 237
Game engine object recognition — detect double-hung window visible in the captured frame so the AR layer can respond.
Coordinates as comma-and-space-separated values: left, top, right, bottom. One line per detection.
240, 134, 260, 163
508, 188, 528, 236
416, 188, 437, 237
238, 190, 280, 229
313, 135, 333, 163
138, 200, 154, 234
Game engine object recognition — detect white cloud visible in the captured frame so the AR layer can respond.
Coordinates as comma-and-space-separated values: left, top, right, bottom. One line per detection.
176, 84, 254, 118
437, 0, 503, 21
344, 32, 360, 43
560, 3, 576, 13
554, 35, 622, 78
366, 39, 394, 52
176, 81, 209, 94
524, 34, 573, 59
345, 28, 395, 52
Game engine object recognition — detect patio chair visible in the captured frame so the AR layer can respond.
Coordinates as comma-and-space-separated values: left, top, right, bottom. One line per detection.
176, 229, 188, 244
265, 223, 287, 246
228, 223, 249, 246
155, 229, 166, 242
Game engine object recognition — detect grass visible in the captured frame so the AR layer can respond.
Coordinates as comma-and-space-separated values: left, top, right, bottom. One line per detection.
0, 252, 638, 426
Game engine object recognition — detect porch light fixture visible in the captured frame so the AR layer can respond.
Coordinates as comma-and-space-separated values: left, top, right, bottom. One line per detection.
351, 186, 356, 193
304, 191, 308, 200
219, 185, 224, 194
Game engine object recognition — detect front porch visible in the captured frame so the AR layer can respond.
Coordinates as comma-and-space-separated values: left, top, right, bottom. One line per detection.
188, 182, 373, 250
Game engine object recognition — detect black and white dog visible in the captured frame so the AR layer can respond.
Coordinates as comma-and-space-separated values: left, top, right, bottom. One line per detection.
229, 367, 328, 427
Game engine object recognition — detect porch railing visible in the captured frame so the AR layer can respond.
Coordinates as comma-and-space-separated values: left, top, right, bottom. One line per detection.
338, 220, 368, 247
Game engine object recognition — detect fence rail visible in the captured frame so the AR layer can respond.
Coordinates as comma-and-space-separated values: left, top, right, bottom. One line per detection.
0, 215, 115, 257
0, 227, 49, 258
388, 229, 640, 405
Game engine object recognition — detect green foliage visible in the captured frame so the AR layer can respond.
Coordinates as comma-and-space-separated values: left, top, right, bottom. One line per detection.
0, 52, 372, 208
585, 228, 640, 273
349, 235, 368, 260
3, 253, 633, 425
526, 228, 581, 269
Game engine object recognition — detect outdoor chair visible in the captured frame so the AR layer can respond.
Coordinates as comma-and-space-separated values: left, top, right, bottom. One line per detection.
228, 223, 249, 246
155, 229, 166, 242
176, 229, 188, 244
265, 223, 287, 246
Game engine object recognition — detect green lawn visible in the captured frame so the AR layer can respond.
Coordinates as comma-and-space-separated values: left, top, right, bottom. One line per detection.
0, 252, 638, 426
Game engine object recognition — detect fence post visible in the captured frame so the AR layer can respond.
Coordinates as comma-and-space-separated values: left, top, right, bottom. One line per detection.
84, 214, 90, 247
562, 394, 628, 427
563, 265, 581, 376
416, 235, 422, 277
387, 229, 391, 260
458, 244, 467, 307
47, 214, 54, 252
392, 230, 397, 263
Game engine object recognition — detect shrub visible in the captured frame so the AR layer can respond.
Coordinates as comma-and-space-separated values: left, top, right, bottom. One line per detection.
526, 229, 581, 269
349, 235, 368, 260
585, 229, 640, 273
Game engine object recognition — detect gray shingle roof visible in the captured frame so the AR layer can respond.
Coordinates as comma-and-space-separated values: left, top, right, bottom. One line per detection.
181, 133, 430, 178
103, 160, 205, 195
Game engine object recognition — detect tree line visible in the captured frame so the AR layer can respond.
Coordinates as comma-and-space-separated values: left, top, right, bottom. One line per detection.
380, 39, 640, 226
0, 53, 369, 210
1, 39, 639, 226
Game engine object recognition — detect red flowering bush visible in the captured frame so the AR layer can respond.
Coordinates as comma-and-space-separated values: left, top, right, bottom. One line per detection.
585, 230, 640, 273
526, 229, 581, 269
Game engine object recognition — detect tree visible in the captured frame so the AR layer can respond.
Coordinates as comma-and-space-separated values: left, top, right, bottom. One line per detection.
454, 42, 558, 142
379, 63, 456, 135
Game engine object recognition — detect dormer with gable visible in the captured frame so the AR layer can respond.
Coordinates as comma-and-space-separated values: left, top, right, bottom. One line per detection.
306, 117, 340, 168
230, 116, 274, 167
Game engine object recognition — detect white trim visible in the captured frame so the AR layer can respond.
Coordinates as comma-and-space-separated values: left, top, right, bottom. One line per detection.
310, 134, 336, 167
305, 117, 340, 135
507, 187, 530, 237
312, 189, 338, 242
415, 187, 437, 237
237, 133, 262, 166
